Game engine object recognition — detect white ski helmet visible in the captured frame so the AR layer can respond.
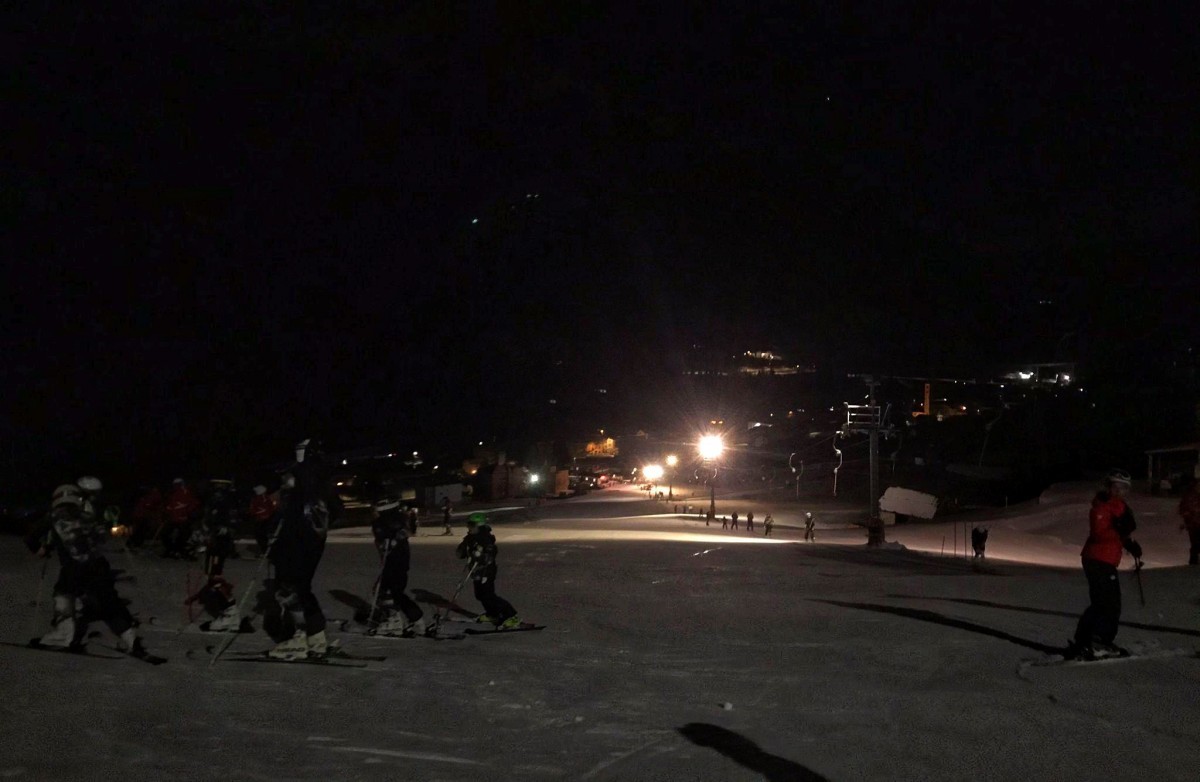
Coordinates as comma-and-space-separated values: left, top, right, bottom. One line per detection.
52, 484, 83, 508
253, 485, 267, 496
78, 476, 103, 494
374, 499, 401, 513
1106, 469, 1132, 488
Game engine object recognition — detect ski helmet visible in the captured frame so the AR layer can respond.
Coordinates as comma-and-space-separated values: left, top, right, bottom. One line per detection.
77, 476, 103, 494
253, 485, 267, 496
103, 505, 121, 524
467, 512, 487, 527
173, 478, 185, 486
1105, 469, 1132, 488
374, 499, 401, 513
51, 484, 83, 507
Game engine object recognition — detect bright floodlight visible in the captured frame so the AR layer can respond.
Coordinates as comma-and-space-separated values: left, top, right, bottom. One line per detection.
666, 454, 678, 467
529, 474, 540, 484
643, 464, 664, 481
698, 434, 725, 461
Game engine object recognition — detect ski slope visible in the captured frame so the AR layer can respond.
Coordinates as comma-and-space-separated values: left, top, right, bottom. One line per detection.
0, 482, 1196, 781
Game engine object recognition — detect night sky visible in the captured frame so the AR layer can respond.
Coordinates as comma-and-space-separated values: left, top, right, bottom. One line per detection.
4, 3, 1196, 483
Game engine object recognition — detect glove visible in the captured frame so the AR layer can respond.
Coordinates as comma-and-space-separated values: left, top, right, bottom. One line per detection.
1125, 539, 1142, 559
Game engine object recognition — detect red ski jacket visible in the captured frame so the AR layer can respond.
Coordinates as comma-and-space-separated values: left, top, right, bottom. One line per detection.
1081, 492, 1132, 566
247, 494, 278, 523
131, 489, 163, 524
164, 485, 200, 525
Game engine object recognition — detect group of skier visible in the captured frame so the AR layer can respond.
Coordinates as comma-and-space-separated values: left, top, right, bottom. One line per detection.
23, 438, 521, 662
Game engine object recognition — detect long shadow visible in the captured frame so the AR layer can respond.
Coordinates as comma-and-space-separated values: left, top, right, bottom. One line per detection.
888, 594, 1200, 638
411, 588, 475, 618
328, 588, 374, 623
813, 599, 1062, 655
677, 723, 829, 782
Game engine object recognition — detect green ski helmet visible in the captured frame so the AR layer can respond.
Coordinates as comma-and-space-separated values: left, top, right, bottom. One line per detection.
467, 512, 488, 528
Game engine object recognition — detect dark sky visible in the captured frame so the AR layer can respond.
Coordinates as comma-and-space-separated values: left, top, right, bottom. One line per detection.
3, 3, 1196, 481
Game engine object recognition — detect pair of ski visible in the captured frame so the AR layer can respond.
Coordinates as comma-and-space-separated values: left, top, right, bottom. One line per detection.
207, 643, 384, 668
1021, 642, 1196, 671
1, 639, 167, 665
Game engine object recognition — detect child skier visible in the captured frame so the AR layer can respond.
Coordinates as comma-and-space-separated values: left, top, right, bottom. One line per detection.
26, 484, 159, 660
369, 499, 426, 636
804, 512, 816, 541
187, 479, 243, 632
455, 513, 519, 628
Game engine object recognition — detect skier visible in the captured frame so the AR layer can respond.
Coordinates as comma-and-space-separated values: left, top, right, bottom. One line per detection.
188, 479, 242, 631
763, 513, 774, 537
25, 484, 157, 659
455, 513, 520, 628
128, 485, 163, 550
971, 526, 988, 559
407, 506, 419, 535
746, 511, 755, 532
721, 515, 728, 530
730, 512, 739, 531
162, 477, 201, 559
246, 484, 279, 557
441, 496, 453, 535
369, 499, 426, 636
269, 438, 340, 659
1069, 469, 1143, 660
1178, 477, 1200, 566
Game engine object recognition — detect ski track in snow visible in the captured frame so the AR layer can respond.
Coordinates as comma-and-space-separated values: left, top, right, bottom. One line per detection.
321, 746, 485, 765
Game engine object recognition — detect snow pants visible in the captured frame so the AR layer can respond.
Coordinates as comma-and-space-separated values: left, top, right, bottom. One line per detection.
273, 542, 327, 636
379, 551, 423, 623
54, 557, 134, 637
473, 574, 516, 622
1074, 559, 1121, 646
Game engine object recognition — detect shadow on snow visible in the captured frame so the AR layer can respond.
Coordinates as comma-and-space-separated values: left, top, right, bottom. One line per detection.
676, 723, 830, 782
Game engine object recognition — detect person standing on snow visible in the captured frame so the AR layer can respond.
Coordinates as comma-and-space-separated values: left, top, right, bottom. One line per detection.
456, 513, 520, 628
746, 511, 755, 532
269, 438, 340, 659
162, 478, 201, 559
188, 479, 243, 631
128, 485, 163, 550
25, 484, 158, 660
441, 496, 453, 536
804, 512, 816, 541
763, 513, 774, 537
1178, 477, 1200, 566
730, 512, 739, 531
1070, 469, 1143, 660
369, 499, 426, 636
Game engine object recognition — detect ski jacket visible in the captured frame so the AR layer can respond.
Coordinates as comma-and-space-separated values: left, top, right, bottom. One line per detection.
247, 493, 278, 523
456, 525, 498, 580
165, 485, 201, 525
372, 507, 410, 556
1081, 491, 1136, 566
201, 495, 239, 543
27, 505, 107, 565
132, 489, 164, 525
1179, 487, 1200, 530
270, 456, 339, 565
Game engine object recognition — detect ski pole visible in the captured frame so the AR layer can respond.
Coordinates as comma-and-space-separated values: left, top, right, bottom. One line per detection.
432, 562, 477, 633
210, 515, 284, 666
1134, 558, 1145, 607
365, 542, 391, 630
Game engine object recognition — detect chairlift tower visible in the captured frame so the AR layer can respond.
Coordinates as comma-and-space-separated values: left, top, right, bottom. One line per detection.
841, 375, 892, 546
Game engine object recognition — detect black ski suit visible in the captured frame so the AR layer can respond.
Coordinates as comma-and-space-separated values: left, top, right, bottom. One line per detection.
372, 507, 423, 623
456, 524, 517, 623
270, 456, 338, 636
27, 505, 136, 641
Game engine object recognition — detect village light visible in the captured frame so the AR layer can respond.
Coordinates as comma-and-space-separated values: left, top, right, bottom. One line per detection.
643, 464, 664, 482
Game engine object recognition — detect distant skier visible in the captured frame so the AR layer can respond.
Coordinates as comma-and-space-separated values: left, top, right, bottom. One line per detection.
763, 514, 774, 537
804, 512, 816, 541
730, 512, 739, 531
370, 499, 426, 636
1178, 477, 1200, 566
721, 515, 728, 530
246, 484, 279, 557
746, 511, 755, 532
162, 478, 201, 559
25, 484, 157, 660
407, 506, 419, 536
269, 438, 340, 659
456, 513, 520, 628
1069, 469, 1142, 660
441, 496, 453, 536
188, 479, 242, 631
971, 526, 988, 559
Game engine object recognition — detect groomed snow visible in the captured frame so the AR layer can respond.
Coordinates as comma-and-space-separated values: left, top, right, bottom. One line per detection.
1, 482, 1196, 781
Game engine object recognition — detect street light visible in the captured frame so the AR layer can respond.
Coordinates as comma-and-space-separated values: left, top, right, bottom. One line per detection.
643, 464, 664, 498
665, 454, 678, 501
697, 434, 725, 520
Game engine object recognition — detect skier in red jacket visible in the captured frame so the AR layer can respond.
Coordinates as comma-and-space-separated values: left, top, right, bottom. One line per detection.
162, 478, 201, 559
1070, 469, 1142, 660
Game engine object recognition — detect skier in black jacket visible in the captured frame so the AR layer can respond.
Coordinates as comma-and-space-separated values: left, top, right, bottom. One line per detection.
269, 438, 340, 659
26, 483, 157, 660
456, 514, 519, 628
370, 499, 426, 636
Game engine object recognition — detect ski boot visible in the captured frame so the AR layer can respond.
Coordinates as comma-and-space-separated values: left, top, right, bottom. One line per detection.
374, 614, 409, 637
475, 613, 499, 625
269, 630, 310, 660
407, 618, 428, 637
499, 615, 522, 630
37, 616, 78, 649
206, 605, 243, 633
306, 630, 331, 657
